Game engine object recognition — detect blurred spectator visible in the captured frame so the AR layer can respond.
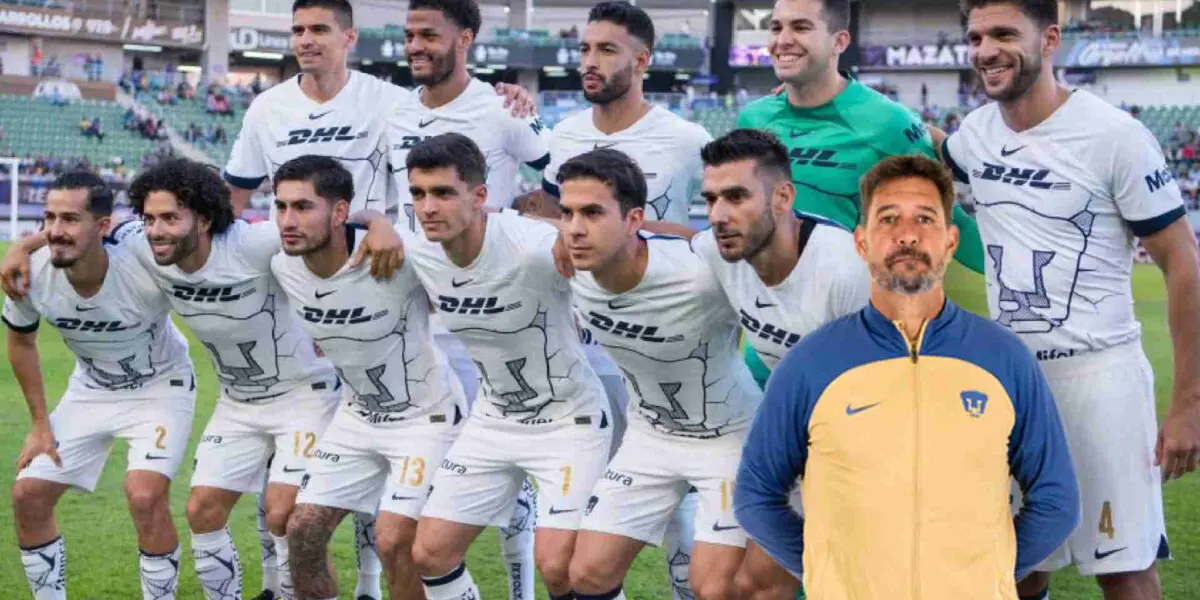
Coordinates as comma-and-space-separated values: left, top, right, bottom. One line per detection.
921, 83, 929, 108
50, 87, 68, 106
252, 74, 264, 95
0, 124, 5, 145
83, 117, 104, 143
944, 113, 961, 134
1172, 121, 1187, 145
1182, 143, 1197, 161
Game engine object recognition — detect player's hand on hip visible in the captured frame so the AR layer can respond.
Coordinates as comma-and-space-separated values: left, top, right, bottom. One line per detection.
353, 220, 405, 280
495, 83, 536, 118
16, 423, 60, 474
1, 242, 33, 298
1155, 398, 1200, 482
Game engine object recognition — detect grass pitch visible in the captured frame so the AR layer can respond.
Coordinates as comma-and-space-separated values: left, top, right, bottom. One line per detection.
0, 258, 1193, 599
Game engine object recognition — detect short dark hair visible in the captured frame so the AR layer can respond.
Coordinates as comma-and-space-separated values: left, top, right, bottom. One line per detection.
50, 171, 113, 216
859, 155, 956, 225
701, 129, 791, 186
588, 1, 655, 51
819, 0, 852, 32
129, 159, 235, 235
273, 155, 355, 204
959, 0, 1058, 27
405, 133, 487, 187
556, 148, 647, 216
292, 0, 353, 29
409, 0, 482, 37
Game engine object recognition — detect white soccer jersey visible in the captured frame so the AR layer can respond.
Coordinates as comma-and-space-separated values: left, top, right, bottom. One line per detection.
224, 71, 407, 217
387, 78, 550, 230
270, 226, 464, 422
543, 106, 711, 226
571, 233, 762, 438
692, 218, 871, 369
944, 90, 1185, 357
405, 211, 607, 424
111, 220, 335, 401
1, 244, 192, 394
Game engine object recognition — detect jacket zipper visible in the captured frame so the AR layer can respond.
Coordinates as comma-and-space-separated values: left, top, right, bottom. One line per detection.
894, 319, 928, 598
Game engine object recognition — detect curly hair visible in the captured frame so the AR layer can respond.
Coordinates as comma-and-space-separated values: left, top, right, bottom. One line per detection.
128, 159, 235, 234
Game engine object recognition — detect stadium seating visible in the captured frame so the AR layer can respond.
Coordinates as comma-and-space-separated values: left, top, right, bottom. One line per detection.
0, 94, 161, 167
357, 26, 704, 49
138, 92, 242, 166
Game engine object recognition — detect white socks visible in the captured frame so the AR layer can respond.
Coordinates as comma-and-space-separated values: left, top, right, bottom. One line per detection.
139, 546, 181, 600
270, 533, 293, 600
256, 494, 280, 597
421, 563, 481, 600
20, 536, 66, 600
354, 512, 383, 600
498, 478, 538, 600
192, 527, 243, 600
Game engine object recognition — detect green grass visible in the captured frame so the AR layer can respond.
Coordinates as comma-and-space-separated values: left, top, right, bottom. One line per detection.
0, 255, 1193, 599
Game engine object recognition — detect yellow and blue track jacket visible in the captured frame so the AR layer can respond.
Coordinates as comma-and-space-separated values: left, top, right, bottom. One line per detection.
734, 300, 1079, 600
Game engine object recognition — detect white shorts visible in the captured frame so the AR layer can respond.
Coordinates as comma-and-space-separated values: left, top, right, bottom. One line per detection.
581, 425, 747, 548
18, 374, 196, 492
191, 379, 341, 493
296, 404, 464, 517
1012, 343, 1169, 576
421, 412, 612, 530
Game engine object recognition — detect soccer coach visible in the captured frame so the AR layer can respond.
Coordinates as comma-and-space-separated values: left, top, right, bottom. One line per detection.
733, 154, 1080, 600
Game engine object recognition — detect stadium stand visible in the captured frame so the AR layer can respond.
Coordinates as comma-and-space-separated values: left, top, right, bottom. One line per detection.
0, 94, 167, 172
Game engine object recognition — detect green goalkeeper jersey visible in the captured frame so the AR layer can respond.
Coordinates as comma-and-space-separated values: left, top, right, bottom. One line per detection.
736, 78, 985, 388
736, 78, 984, 272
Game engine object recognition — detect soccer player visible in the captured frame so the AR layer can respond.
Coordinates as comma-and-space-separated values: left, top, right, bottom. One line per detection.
6, 173, 196, 600
557, 148, 762, 600
386, 1, 550, 594
269, 155, 469, 600
398, 133, 612, 600
734, 154, 1080, 600
941, 2, 1200, 598
690, 129, 871, 599
537, 1, 712, 229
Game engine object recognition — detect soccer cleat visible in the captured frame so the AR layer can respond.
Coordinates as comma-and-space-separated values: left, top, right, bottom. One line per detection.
358, 596, 379, 600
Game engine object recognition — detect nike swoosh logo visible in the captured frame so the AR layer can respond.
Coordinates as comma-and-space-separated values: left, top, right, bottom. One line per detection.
419, 117, 438, 128
712, 523, 740, 532
548, 507, 578, 515
76, 305, 98, 312
309, 110, 333, 120
391, 494, 419, 501
754, 298, 775, 309
789, 129, 815, 138
144, 453, 169, 460
315, 290, 335, 299
1000, 145, 1026, 157
1094, 547, 1127, 560
846, 402, 881, 416
593, 142, 617, 150
282, 466, 305, 473
607, 298, 633, 310
452, 278, 473, 288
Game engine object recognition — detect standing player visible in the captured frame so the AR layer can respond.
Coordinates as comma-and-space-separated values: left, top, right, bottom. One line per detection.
225, 1, 531, 591
681, 129, 872, 599
557, 149, 762, 600
269, 156, 468, 600
942, 1, 1200, 599
6, 173, 195, 600
385, 1, 549, 595
399, 133, 612, 600
537, 1, 712, 229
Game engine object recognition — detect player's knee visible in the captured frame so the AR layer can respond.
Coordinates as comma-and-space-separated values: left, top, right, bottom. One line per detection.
185, 490, 230, 532
11, 480, 54, 522
536, 551, 573, 592
410, 533, 463, 577
734, 561, 790, 600
568, 552, 622, 595
124, 483, 168, 521
266, 503, 294, 535
375, 522, 416, 568
691, 569, 736, 600
1097, 568, 1160, 595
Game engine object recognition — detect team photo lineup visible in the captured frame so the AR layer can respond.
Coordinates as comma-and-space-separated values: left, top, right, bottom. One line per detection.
2, 0, 1199, 598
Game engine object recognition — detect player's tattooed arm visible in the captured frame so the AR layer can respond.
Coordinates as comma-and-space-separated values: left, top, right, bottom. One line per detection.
347, 209, 406, 279
513, 189, 562, 219
494, 83, 537, 118
7, 328, 60, 473
1142, 217, 1200, 482
0, 230, 48, 298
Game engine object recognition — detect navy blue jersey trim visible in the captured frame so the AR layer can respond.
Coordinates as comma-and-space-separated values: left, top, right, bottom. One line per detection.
224, 171, 267, 190
1127, 206, 1185, 238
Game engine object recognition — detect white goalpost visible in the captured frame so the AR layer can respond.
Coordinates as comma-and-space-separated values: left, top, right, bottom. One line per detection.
1, 157, 21, 242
